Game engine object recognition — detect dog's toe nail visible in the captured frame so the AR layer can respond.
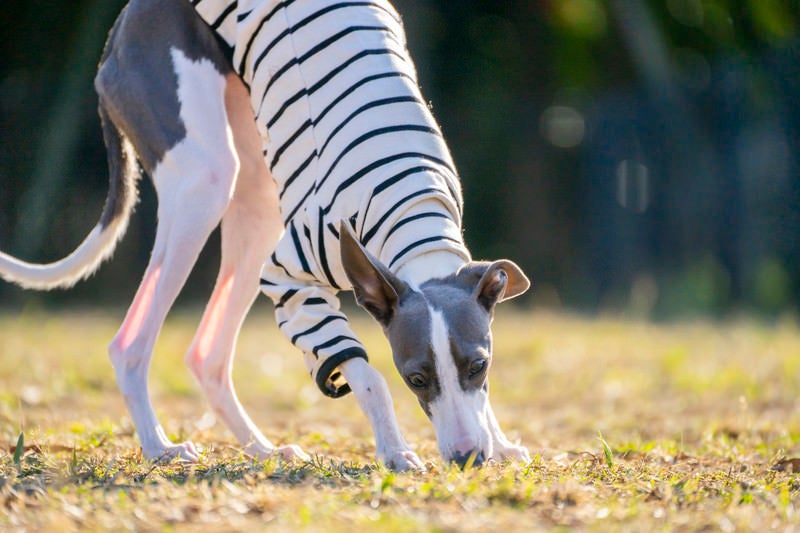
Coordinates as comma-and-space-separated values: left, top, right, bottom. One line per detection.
274, 444, 310, 462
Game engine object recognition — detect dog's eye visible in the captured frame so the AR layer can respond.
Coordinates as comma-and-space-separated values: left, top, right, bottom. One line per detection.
407, 373, 428, 389
468, 359, 488, 378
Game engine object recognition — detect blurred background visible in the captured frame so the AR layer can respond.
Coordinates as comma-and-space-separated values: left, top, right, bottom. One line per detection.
0, 0, 798, 318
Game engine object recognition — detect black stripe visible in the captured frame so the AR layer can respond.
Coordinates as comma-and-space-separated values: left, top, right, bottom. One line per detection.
275, 288, 299, 309
312, 335, 359, 356
308, 49, 406, 101
259, 278, 277, 286
271, 119, 311, 170
270, 253, 293, 279
236, 9, 252, 22
291, 315, 346, 344
260, 48, 405, 121
373, 161, 460, 215
322, 152, 452, 215
268, 71, 410, 131
289, 222, 311, 274
270, 98, 425, 203
319, 95, 420, 158
252, 29, 292, 79
210, 2, 237, 30
360, 166, 438, 237
282, 184, 315, 225
318, 207, 340, 289
251, 2, 399, 79
327, 222, 340, 239
385, 212, 449, 241
315, 71, 411, 128
388, 236, 461, 269
375, 167, 443, 197
304, 297, 329, 305
361, 187, 438, 245
361, 165, 439, 244
316, 125, 440, 193
279, 150, 316, 200
384, 163, 462, 218
238, 0, 297, 76
262, 26, 391, 99
266, 88, 308, 130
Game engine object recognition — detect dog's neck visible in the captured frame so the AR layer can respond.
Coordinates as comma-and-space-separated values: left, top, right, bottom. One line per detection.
383, 197, 469, 288
395, 250, 466, 288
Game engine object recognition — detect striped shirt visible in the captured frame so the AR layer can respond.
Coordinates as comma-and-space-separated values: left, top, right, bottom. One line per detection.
192, 0, 470, 397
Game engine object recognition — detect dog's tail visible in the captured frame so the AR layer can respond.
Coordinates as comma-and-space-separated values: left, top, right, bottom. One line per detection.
0, 105, 139, 290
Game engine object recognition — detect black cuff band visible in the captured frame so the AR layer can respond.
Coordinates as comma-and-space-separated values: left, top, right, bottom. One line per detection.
316, 347, 369, 398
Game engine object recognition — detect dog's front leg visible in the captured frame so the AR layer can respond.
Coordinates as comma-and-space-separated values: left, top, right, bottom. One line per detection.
340, 358, 425, 471
485, 401, 531, 463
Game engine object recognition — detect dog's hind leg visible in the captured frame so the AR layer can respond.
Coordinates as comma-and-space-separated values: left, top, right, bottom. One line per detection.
185, 73, 308, 461
103, 49, 238, 462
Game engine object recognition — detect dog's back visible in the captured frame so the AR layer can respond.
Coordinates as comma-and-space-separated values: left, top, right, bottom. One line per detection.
0, 0, 234, 291
97, 0, 233, 173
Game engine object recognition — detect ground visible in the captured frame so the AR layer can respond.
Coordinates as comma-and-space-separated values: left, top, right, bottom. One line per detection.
1, 304, 800, 531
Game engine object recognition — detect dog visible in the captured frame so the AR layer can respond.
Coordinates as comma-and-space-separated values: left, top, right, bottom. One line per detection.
0, 0, 530, 470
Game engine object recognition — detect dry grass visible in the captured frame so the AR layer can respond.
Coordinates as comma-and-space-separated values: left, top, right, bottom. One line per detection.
1, 304, 800, 531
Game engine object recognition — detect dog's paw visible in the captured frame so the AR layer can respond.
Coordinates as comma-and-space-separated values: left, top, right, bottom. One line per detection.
147, 441, 201, 463
274, 444, 311, 462
380, 449, 426, 472
491, 442, 531, 464
244, 442, 311, 462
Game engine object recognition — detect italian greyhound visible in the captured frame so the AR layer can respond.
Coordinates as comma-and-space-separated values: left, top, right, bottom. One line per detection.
0, 0, 531, 470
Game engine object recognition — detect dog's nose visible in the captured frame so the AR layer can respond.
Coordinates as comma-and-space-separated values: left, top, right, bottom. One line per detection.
451, 449, 485, 469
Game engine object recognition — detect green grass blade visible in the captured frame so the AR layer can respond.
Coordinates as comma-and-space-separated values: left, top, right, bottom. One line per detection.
13, 431, 24, 465
598, 432, 613, 468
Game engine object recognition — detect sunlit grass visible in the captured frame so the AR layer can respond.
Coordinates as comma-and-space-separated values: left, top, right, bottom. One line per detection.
1, 306, 800, 530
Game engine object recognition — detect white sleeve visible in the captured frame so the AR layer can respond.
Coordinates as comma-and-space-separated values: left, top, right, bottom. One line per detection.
262, 278, 368, 398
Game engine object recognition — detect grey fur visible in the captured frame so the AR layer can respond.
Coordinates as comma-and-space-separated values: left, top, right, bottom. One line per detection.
386, 275, 495, 416
95, 0, 233, 229
340, 221, 527, 421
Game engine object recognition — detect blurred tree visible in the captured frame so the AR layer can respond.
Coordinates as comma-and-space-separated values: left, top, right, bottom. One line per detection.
0, 0, 797, 316
12, 1, 125, 259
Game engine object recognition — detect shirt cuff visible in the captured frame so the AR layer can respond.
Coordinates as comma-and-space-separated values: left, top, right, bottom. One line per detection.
315, 346, 369, 398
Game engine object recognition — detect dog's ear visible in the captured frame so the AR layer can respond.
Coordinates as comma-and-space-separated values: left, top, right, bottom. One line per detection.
339, 220, 408, 326
474, 260, 530, 312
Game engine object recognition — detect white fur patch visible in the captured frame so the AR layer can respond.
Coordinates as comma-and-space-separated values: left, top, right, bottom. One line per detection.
172, 48, 231, 147
151, 49, 237, 194
427, 308, 491, 459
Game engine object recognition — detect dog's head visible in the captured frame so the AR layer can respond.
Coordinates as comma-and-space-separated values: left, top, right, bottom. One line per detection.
340, 223, 529, 467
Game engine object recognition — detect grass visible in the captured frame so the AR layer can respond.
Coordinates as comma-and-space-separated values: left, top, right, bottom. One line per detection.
1, 304, 800, 531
